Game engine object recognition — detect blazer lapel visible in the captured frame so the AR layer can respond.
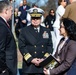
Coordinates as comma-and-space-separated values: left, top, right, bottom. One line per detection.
55, 39, 64, 56
59, 39, 70, 54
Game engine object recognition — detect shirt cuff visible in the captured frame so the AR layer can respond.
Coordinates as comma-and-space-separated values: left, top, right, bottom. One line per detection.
47, 69, 50, 75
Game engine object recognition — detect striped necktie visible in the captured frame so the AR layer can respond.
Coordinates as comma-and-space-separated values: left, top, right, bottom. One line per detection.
6, 22, 10, 28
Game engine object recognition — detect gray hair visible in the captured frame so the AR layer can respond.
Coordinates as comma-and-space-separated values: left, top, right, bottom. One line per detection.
0, 1, 11, 13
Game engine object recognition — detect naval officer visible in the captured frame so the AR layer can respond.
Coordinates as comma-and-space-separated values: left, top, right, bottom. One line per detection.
18, 8, 53, 75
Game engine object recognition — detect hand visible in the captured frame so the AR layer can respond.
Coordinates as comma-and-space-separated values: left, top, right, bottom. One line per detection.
46, 25, 49, 28
22, 20, 26, 24
15, 19, 18, 23
38, 58, 44, 64
56, 58, 60, 62
31, 58, 41, 66
18, 11, 21, 16
43, 68, 49, 75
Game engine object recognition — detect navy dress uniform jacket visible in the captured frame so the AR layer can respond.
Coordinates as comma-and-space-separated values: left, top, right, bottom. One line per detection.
18, 25, 53, 74
0, 17, 17, 75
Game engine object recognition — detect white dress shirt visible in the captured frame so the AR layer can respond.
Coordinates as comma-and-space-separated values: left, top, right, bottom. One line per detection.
34, 26, 40, 33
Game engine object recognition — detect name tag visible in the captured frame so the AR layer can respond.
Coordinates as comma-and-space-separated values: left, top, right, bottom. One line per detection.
51, 21, 53, 24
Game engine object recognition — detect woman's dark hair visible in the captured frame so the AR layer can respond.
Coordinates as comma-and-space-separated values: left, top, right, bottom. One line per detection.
49, 9, 55, 15
61, 18, 76, 41
32, 3, 38, 7
58, 0, 63, 6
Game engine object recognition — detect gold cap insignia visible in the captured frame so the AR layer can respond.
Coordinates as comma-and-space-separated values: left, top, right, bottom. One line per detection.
33, 9, 38, 13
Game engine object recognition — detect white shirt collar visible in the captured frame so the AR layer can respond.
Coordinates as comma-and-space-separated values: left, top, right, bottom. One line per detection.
23, 6, 26, 9
0, 16, 7, 22
34, 26, 40, 32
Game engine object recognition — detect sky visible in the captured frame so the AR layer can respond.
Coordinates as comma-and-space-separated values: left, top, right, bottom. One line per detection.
15, 0, 49, 7
27, 0, 48, 6
0, 0, 58, 8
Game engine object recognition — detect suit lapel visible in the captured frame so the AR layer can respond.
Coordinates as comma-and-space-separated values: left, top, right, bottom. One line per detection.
29, 25, 38, 38
0, 17, 15, 41
28, 25, 45, 44
28, 25, 46, 44
28, 25, 38, 44
37, 26, 43, 42
0, 17, 11, 33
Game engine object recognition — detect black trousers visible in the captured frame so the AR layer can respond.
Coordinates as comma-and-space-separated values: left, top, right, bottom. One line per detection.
22, 73, 45, 75
0, 69, 9, 75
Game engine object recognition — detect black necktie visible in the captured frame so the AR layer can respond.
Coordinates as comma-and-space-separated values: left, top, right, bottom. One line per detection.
34, 28, 38, 33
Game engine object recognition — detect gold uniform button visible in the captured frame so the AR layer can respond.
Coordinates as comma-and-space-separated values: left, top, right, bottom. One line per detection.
42, 45, 44, 47
34, 45, 36, 48
34, 51, 37, 54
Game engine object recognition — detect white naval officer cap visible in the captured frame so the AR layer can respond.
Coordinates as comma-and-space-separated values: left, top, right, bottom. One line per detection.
28, 8, 44, 18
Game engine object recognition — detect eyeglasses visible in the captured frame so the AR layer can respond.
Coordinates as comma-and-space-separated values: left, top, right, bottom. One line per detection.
50, 12, 54, 13
31, 17, 41, 20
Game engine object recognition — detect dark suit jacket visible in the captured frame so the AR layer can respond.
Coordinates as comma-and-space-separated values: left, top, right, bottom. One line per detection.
49, 38, 76, 75
44, 14, 55, 31
0, 17, 17, 75
19, 5, 30, 27
18, 25, 53, 74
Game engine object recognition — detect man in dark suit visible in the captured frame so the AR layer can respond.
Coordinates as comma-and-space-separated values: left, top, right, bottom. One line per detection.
0, 1, 17, 75
18, 0, 30, 28
16, 0, 30, 38
18, 8, 53, 75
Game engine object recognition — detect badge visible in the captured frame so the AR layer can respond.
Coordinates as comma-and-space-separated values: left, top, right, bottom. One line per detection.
51, 20, 53, 24
33, 9, 38, 13
42, 31, 49, 38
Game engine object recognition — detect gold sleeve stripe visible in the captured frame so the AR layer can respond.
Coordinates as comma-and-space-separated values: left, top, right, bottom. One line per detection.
44, 53, 50, 58
24, 53, 32, 61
